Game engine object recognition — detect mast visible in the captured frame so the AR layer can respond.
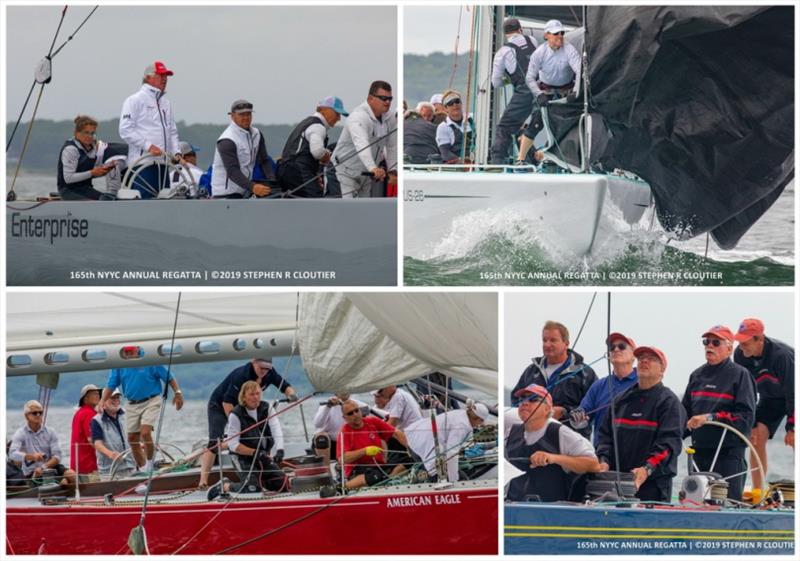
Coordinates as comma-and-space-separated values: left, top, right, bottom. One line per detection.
472, 5, 495, 165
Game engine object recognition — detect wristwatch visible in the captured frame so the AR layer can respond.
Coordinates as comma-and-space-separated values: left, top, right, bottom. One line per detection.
175, 390, 183, 395
706, 413, 714, 422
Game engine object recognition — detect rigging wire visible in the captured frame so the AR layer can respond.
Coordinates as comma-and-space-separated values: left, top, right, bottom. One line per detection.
448, 6, 465, 89
571, 291, 597, 350
606, 293, 624, 498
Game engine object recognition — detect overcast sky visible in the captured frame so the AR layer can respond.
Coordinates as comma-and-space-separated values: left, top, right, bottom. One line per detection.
5, 5, 397, 125
504, 291, 795, 398
404, 5, 473, 55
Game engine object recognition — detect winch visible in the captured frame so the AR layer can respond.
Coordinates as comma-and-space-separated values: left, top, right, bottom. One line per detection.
289, 455, 333, 493
679, 471, 729, 505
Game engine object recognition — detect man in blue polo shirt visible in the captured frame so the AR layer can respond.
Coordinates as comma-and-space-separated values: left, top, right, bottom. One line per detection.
198, 357, 296, 488
99, 348, 183, 473
571, 332, 639, 445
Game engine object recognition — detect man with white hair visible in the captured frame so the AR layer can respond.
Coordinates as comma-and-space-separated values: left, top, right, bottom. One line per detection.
517, 20, 581, 164
429, 93, 447, 124
405, 402, 490, 482
403, 101, 439, 164
9, 400, 76, 488
119, 60, 180, 198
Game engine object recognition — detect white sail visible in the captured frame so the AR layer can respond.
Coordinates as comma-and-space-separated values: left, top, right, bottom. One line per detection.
298, 293, 497, 394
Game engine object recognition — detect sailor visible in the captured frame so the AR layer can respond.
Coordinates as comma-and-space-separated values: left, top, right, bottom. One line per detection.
405, 402, 489, 482
595, 346, 685, 502
91, 388, 136, 478
279, 96, 349, 198
119, 61, 180, 198
69, 384, 102, 477
199, 358, 296, 488
733, 318, 795, 493
99, 347, 184, 473
505, 384, 600, 502
490, 18, 538, 165
331, 80, 397, 198
572, 332, 639, 445
510, 321, 598, 438
435, 89, 475, 164
429, 93, 447, 124
338, 399, 413, 490
57, 115, 115, 200
403, 102, 439, 164
517, 20, 581, 164
210, 99, 277, 199
9, 400, 77, 488
224, 381, 286, 493
376, 385, 424, 430
682, 325, 756, 501
170, 141, 204, 196
312, 392, 368, 465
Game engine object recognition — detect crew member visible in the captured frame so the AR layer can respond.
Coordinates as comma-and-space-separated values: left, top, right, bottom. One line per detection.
376, 385, 423, 429
518, 20, 581, 164
683, 325, 756, 501
57, 115, 114, 200
510, 320, 597, 438
733, 318, 795, 492
505, 384, 599, 502
199, 357, 296, 488
171, 141, 204, 196
70, 384, 102, 476
596, 346, 685, 502
119, 61, 180, 198
312, 392, 368, 465
435, 90, 474, 164
338, 399, 412, 490
573, 332, 639, 445
490, 18, 538, 165
279, 96, 349, 197
99, 347, 183, 473
9, 400, 77, 488
332, 81, 397, 198
210, 99, 277, 198
91, 388, 136, 477
403, 102, 439, 164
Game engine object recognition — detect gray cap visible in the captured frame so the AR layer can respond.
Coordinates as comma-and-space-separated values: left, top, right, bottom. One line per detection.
230, 99, 254, 114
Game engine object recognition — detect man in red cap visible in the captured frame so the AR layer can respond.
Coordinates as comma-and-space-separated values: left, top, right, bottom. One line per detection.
596, 346, 685, 502
511, 321, 598, 439
682, 325, 756, 501
572, 332, 639, 445
733, 318, 795, 491
505, 384, 599, 502
119, 61, 180, 198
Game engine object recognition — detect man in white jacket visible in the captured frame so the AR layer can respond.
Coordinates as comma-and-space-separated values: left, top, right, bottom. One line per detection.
119, 61, 180, 199
331, 80, 397, 198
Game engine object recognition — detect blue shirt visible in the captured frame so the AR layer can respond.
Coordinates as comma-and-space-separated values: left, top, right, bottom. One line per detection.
107, 365, 172, 401
208, 362, 291, 406
580, 368, 639, 446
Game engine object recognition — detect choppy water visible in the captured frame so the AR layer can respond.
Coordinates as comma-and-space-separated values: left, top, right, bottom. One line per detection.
405, 187, 794, 286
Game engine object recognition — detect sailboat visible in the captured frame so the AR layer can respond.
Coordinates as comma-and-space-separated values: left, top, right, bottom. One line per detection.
5, 292, 498, 555
404, 5, 793, 262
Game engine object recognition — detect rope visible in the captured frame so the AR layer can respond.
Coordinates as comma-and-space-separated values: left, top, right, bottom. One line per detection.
448, 6, 464, 88
571, 292, 597, 350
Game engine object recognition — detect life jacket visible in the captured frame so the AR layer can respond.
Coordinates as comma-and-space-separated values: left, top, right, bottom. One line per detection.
231, 402, 274, 462
505, 422, 573, 502
504, 35, 536, 89
448, 117, 475, 160
278, 115, 328, 198
57, 139, 97, 195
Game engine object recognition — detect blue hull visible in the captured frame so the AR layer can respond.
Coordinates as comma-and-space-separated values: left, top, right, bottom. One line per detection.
505, 503, 794, 555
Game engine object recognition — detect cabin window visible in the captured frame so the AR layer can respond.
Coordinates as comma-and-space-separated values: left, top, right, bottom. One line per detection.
233, 338, 247, 351
82, 349, 107, 363
44, 351, 69, 365
158, 343, 183, 358
196, 341, 220, 354
6, 354, 32, 368
253, 338, 266, 349
120, 346, 144, 359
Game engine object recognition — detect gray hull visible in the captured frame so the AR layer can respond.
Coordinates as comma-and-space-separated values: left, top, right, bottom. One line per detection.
7, 199, 397, 285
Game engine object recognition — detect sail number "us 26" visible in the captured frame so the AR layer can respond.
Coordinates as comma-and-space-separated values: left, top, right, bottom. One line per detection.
404, 189, 425, 202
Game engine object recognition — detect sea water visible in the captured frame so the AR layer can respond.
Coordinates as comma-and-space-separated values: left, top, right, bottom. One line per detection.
405, 187, 794, 286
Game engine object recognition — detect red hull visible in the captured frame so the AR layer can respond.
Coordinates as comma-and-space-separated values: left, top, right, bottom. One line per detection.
7, 486, 497, 555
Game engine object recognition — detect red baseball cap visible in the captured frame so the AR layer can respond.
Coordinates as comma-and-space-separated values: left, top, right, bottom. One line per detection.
633, 346, 668, 370
734, 318, 764, 342
513, 384, 552, 407
147, 61, 174, 76
606, 332, 636, 348
702, 325, 734, 342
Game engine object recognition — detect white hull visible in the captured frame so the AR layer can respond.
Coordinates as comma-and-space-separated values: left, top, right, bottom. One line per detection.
403, 171, 651, 260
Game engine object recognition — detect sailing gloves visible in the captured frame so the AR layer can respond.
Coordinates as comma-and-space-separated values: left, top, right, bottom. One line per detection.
364, 445, 383, 457
274, 449, 285, 464
537, 93, 550, 107
569, 407, 589, 429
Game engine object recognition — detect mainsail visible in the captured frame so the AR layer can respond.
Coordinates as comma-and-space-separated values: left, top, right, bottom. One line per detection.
513, 5, 794, 248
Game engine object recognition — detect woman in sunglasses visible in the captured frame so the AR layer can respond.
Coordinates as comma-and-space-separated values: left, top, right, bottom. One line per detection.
682, 325, 756, 501
57, 115, 115, 200
8, 400, 77, 489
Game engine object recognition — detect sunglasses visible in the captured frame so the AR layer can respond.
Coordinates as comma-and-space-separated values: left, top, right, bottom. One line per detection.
608, 342, 629, 352
521, 395, 547, 404
372, 94, 393, 102
702, 338, 723, 347
27, 411, 44, 417
445, 99, 462, 107
79, 130, 97, 137
344, 409, 361, 417
232, 103, 254, 112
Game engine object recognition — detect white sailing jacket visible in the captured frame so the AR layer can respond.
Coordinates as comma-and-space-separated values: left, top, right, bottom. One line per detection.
210, 122, 263, 197
119, 84, 180, 166
332, 101, 397, 177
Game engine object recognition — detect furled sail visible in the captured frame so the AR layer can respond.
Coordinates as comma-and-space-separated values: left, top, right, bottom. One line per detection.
515, 5, 794, 248
297, 293, 497, 394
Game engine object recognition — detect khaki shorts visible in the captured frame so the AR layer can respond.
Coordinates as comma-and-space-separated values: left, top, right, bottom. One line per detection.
125, 395, 162, 433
